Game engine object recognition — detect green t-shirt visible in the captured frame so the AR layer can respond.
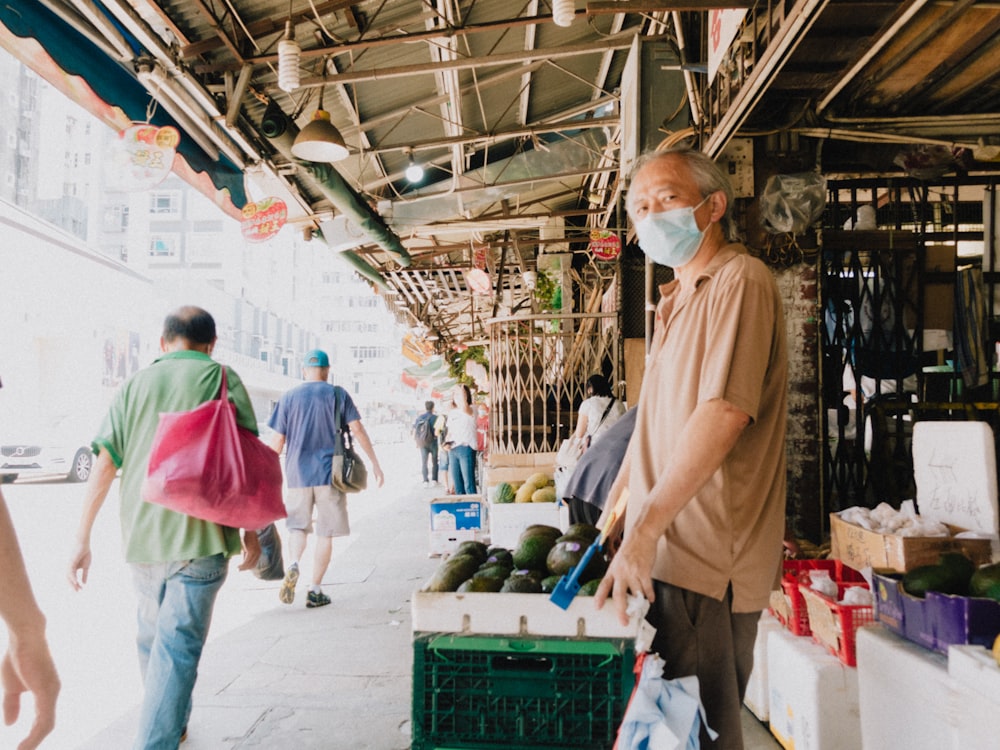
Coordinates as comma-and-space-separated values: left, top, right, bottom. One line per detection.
94, 351, 259, 564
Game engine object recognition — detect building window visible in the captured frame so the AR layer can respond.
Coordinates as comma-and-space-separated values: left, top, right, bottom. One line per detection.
149, 235, 179, 257
149, 192, 180, 215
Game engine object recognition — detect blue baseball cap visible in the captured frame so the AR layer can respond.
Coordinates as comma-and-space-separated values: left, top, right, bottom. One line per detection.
303, 349, 330, 368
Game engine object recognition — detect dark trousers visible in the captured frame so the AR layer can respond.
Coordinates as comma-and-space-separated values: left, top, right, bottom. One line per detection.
647, 581, 760, 750
419, 442, 438, 482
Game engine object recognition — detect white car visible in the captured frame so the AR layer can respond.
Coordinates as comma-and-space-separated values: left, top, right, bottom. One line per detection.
0, 417, 94, 483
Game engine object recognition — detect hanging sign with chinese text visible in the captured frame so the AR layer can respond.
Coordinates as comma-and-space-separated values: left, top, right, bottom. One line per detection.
241, 198, 288, 243
112, 124, 179, 190
589, 229, 621, 261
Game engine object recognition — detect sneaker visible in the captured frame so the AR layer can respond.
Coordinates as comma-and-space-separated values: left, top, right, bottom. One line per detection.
306, 590, 331, 608
422, 480, 430, 487
279, 563, 299, 604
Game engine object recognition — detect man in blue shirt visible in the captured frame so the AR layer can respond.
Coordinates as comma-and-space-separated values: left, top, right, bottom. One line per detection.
268, 350, 384, 607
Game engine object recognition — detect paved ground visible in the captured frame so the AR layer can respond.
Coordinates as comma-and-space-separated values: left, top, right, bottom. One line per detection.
78, 464, 440, 750
63, 457, 778, 750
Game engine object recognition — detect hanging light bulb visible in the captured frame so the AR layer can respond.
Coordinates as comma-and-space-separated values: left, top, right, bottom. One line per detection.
552, 0, 575, 27
277, 20, 301, 92
405, 150, 425, 182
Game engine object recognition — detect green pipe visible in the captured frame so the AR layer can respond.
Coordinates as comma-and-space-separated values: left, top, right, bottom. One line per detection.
260, 103, 412, 269
314, 226, 389, 290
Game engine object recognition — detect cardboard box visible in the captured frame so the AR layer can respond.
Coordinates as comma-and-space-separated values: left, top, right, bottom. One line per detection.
483, 452, 557, 488
429, 496, 485, 557
411, 590, 653, 644
829, 513, 992, 573
489, 501, 569, 550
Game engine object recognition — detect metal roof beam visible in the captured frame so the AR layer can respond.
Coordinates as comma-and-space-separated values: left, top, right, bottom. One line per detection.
272, 34, 637, 90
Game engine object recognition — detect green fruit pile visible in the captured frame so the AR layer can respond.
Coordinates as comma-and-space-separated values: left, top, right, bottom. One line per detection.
420, 523, 607, 594
902, 552, 1000, 600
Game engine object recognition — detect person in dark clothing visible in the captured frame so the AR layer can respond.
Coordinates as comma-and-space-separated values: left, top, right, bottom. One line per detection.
413, 401, 439, 487
564, 407, 637, 526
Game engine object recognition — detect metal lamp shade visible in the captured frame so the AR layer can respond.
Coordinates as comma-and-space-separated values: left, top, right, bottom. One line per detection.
291, 110, 349, 162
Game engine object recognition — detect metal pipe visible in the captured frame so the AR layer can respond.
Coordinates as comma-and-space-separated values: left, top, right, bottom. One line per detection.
261, 105, 412, 269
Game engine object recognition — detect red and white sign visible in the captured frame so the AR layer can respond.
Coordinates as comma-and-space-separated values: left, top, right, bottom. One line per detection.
241, 198, 288, 243
589, 229, 621, 261
708, 10, 748, 84
466, 268, 492, 295
113, 124, 179, 189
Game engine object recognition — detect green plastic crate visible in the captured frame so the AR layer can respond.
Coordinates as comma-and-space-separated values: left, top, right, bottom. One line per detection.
411, 632, 636, 750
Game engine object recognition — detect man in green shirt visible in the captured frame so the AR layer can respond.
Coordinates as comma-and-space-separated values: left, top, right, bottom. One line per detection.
67, 306, 261, 750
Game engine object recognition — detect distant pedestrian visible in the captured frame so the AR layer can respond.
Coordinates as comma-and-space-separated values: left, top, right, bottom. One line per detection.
268, 349, 384, 609
67, 305, 263, 749
412, 401, 438, 487
446, 384, 478, 495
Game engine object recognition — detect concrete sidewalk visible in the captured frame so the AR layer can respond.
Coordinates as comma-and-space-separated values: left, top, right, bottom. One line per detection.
74, 456, 779, 750
78, 462, 442, 750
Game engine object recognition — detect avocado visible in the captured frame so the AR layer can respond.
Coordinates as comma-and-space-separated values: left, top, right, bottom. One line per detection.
483, 549, 514, 569
422, 554, 481, 592
559, 523, 601, 544
474, 564, 511, 580
512, 533, 558, 571
455, 540, 489, 564
578, 578, 603, 596
970, 562, 1000, 600
517, 525, 562, 545
541, 575, 563, 593
458, 575, 505, 593
500, 575, 543, 593
938, 552, 975, 585
547, 538, 608, 579
902, 561, 970, 598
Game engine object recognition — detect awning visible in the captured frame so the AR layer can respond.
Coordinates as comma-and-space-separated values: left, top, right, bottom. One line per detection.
0, 1, 246, 217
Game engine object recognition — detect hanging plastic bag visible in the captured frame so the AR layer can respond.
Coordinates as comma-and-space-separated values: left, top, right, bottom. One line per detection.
253, 522, 285, 581
760, 172, 827, 234
615, 652, 717, 750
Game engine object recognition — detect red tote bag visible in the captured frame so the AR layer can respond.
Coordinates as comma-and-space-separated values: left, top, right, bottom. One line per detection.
142, 367, 286, 530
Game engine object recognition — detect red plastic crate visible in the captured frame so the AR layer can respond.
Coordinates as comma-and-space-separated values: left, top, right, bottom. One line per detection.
799, 581, 875, 666
769, 559, 864, 637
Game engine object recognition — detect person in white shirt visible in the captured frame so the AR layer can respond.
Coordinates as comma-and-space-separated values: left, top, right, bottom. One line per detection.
573, 374, 626, 447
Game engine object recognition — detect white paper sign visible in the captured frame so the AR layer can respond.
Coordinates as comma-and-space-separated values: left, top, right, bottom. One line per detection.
708, 9, 748, 84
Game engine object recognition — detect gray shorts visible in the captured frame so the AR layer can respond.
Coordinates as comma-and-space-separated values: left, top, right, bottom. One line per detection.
285, 485, 350, 537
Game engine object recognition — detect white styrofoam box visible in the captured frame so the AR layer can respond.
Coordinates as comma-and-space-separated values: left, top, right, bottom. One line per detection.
412, 591, 654, 648
948, 646, 1000, 750
744, 611, 783, 722
429, 496, 485, 556
948, 644, 1000, 702
489, 501, 569, 550
911, 421, 1000, 558
428, 528, 482, 558
767, 625, 860, 750
857, 625, 952, 750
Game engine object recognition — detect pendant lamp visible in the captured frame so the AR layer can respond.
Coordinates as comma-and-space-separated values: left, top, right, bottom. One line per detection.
291, 85, 349, 162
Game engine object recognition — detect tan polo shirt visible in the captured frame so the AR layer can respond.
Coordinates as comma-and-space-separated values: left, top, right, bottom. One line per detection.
625, 244, 788, 612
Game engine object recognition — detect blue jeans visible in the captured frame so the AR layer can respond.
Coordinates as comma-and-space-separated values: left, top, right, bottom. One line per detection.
419, 442, 439, 482
130, 554, 229, 750
449, 445, 477, 495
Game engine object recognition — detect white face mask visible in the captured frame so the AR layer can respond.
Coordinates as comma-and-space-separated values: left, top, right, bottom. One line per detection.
635, 195, 710, 268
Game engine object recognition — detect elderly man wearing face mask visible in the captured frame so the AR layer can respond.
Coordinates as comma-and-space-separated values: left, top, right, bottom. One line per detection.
594, 148, 788, 750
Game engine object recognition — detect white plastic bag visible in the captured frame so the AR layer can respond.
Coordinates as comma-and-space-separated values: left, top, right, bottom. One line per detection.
760, 172, 827, 234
